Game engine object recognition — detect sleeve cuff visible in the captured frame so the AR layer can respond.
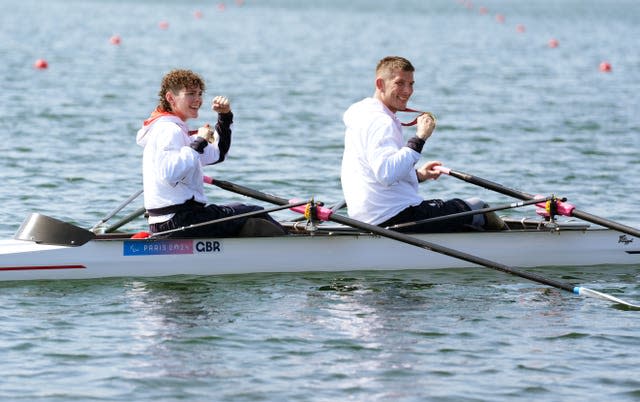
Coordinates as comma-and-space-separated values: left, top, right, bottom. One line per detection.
190, 137, 208, 154
406, 136, 425, 153
219, 111, 233, 125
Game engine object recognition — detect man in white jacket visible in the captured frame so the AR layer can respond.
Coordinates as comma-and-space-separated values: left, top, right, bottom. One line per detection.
341, 56, 504, 232
137, 69, 284, 237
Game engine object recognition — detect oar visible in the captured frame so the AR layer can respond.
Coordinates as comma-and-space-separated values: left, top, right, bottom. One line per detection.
204, 177, 640, 309
104, 206, 146, 233
435, 166, 640, 239
90, 189, 143, 232
387, 196, 554, 230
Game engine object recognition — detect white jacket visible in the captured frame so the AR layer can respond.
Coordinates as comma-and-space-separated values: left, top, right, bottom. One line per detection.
340, 97, 423, 225
136, 115, 219, 224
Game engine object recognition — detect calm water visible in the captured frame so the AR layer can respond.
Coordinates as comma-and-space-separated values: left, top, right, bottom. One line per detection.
1, 0, 640, 400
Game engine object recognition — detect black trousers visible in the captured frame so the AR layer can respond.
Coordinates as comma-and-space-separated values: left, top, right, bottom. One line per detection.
150, 202, 281, 238
379, 198, 473, 233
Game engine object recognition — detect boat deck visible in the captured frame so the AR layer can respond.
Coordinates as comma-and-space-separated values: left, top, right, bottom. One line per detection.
92, 217, 594, 241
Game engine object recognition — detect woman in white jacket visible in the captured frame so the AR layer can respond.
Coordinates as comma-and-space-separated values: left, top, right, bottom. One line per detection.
137, 69, 284, 237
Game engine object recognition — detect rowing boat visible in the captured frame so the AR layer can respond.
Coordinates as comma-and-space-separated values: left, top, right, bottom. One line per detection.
1, 211, 638, 282
4, 172, 638, 308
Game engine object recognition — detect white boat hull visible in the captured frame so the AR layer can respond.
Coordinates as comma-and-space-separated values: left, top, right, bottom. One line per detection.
1, 223, 638, 282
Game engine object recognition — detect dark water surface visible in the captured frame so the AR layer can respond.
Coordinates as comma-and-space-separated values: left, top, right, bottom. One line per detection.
1, 0, 639, 400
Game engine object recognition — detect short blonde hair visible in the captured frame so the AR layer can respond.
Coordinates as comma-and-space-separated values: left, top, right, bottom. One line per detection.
375, 56, 415, 78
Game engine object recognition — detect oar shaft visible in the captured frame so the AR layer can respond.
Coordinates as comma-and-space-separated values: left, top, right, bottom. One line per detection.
441, 168, 535, 199
210, 179, 575, 292
439, 167, 640, 238
91, 189, 144, 231
209, 178, 640, 308
335, 214, 577, 292
570, 209, 640, 238
104, 206, 146, 233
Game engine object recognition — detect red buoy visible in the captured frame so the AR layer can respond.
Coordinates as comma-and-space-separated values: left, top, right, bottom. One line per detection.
110, 35, 121, 45
599, 61, 612, 72
516, 24, 526, 33
158, 20, 169, 30
194, 10, 203, 19
495, 14, 505, 23
34, 59, 48, 69
548, 38, 559, 48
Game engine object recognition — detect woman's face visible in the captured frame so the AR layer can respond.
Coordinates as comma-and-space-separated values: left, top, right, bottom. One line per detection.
167, 86, 203, 121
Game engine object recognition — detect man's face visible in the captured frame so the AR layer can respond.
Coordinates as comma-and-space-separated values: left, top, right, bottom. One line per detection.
377, 69, 414, 113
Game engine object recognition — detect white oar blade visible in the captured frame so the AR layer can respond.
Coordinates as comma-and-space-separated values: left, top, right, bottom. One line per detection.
575, 287, 640, 310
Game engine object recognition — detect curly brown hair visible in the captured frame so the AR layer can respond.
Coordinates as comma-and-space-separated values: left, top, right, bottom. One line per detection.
157, 69, 206, 112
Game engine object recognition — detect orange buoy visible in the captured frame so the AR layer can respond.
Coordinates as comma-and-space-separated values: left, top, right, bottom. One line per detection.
158, 20, 169, 30
495, 14, 505, 23
34, 59, 48, 69
110, 35, 121, 45
548, 38, 559, 48
516, 24, 526, 33
599, 61, 612, 72
194, 10, 203, 19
